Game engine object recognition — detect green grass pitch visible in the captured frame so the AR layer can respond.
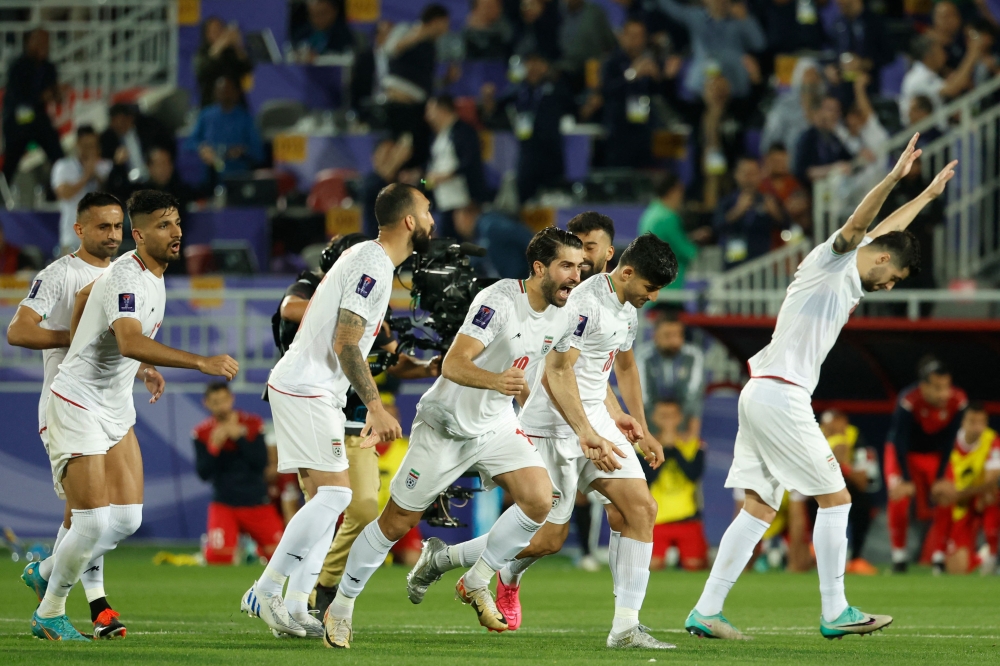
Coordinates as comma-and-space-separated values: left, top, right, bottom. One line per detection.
2, 546, 999, 665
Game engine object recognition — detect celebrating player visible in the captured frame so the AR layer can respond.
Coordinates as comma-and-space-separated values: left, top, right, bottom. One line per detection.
408, 232, 679, 650
241, 183, 433, 638
29, 190, 238, 641
321, 227, 620, 648
9, 192, 124, 637
685, 135, 956, 640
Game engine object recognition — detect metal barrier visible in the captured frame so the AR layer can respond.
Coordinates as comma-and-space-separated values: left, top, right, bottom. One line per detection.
702, 239, 813, 317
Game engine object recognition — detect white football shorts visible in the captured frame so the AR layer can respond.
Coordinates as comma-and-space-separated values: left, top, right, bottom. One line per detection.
268, 386, 349, 474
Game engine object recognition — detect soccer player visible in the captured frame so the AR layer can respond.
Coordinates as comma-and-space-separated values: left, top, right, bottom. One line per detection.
29, 190, 239, 641
321, 227, 621, 648
9, 192, 125, 637
568, 211, 616, 280
407, 232, 678, 650
684, 135, 955, 640
885, 357, 968, 572
242, 183, 433, 639
931, 403, 1000, 575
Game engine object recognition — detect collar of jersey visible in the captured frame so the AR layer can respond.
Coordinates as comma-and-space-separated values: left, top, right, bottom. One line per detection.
602, 274, 627, 311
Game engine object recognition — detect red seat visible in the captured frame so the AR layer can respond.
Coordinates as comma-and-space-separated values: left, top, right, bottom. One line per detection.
308, 168, 357, 213
254, 169, 298, 197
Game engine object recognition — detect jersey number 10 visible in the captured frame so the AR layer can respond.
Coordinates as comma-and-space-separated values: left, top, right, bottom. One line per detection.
512, 356, 529, 370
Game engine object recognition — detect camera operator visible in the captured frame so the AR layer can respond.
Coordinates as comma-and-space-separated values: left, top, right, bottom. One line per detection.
273, 232, 440, 615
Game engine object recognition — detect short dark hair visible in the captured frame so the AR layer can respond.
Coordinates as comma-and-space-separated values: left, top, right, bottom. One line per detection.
911, 34, 936, 62
126, 189, 181, 221
374, 183, 418, 227
429, 94, 455, 113
421, 3, 449, 23
912, 95, 934, 115
109, 103, 136, 119
967, 400, 986, 414
653, 172, 682, 199
655, 308, 683, 325
918, 355, 949, 381
868, 230, 921, 276
204, 381, 230, 399
77, 191, 123, 217
655, 397, 681, 409
567, 211, 615, 243
767, 142, 787, 153
76, 124, 96, 140
618, 233, 678, 288
525, 226, 583, 276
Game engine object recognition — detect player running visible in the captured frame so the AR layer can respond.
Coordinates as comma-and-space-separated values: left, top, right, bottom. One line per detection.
242, 183, 433, 639
321, 227, 621, 648
408, 232, 679, 650
29, 190, 238, 641
685, 135, 956, 641
9, 192, 125, 637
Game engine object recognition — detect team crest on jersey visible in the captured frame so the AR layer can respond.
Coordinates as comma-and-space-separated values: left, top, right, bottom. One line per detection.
826, 454, 839, 471
28, 279, 42, 299
332, 439, 343, 457
472, 305, 495, 329
119, 293, 136, 312
573, 315, 588, 336
540, 335, 554, 355
551, 489, 562, 509
356, 274, 376, 298
405, 468, 420, 489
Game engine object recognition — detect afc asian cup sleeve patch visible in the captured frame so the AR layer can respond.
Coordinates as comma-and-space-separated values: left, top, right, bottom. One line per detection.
118, 293, 136, 312
28, 279, 42, 299
472, 305, 495, 329
573, 315, 589, 336
355, 274, 376, 298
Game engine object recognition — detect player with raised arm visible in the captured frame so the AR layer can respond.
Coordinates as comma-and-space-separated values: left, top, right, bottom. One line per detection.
408, 232, 679, 650
684, 135, 957, 641
29, 190, 239, 641
241, 183, 433, 639
10, 192, 127, 637
321, 227, 622, 648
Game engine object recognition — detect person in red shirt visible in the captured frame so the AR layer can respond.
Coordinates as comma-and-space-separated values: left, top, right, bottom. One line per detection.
0, 220, 33, 274
193, 382, 284, 564
884, 358, 968, 572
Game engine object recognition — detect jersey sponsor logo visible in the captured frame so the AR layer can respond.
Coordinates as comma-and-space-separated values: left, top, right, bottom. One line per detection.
405, 468, 420, 489
119, 293, 136, 312
540, 335, 554, 355
573, 315, 588, 336
472, 305, 495, 329
356, 274, 377, 297
28, 279, 42, 299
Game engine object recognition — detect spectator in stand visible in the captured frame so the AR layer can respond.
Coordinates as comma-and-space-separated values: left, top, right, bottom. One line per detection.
657, 0, 766, 101
885, 357, 969, 573
714, 155, 786, 267
194, 383, 285, 564
758, 143, 811, 236
463, 0, 514, 60
360, 135, 420, 238
383, 4, 452, 167
425, 94, 488, 238
2, 29, 64, 184
820, 410, 878, 575
452, 203, 534, 278
931, 402, 1000, 575
639, 172, 708, 289
101, 104, 173, 201
480, 51, 573, 202
835, 73, 888, 162
824, 0, 893, 99
931, 0, 966, 71
51, 126, 111, 255
185, 76, 264, 181
907, 95, 943, 146
899, 32, 985, 126
292, 0, 357, 59
647, 399, 708, 571
511, 0, 561, 63
794, 95, 852, 187
760, 58, 824, 167
617, 0, 690, 55
753, 0, 824, 69
137, 147, 200, 212
0, 220, 34, 274
636, 311, 706, 440
557, 0, 617, 89
600, 19, 660, 168
194, 17, 252, 107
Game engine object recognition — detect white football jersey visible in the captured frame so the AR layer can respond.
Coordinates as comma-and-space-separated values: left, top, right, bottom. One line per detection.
19, 253, 107, 435
268, 240, 394, 406
416, 279, 574, 439
49, 252, 165, 424
748, 231, 870, 394
520, 273, 637, 437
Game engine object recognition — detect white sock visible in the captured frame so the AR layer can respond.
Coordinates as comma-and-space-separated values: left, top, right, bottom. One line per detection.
329, 589, 356, 618
338, 521, 397, 600
435, 535, 489, 572
608, 530, 621, 596
695, 509, 769, 616
931, 550, 945, 565
891, 547, 908, 564
499, 556, 538, 586
79, 503, 143, 602
80, 556, 106, 602
286, 518, 339, 617
257, 486, 352, 597
39, 524, 71, 580
814, 505, 850, 623
464, 505, 542, 590
37, 507, 110, 618
613, 537, 652, 632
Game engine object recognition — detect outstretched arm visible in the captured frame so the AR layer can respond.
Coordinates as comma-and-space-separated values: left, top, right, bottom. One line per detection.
112, 318, 238, 379
868, 160, 957, 240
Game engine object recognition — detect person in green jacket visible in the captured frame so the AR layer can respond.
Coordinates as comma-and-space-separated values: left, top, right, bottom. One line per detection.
638, 173, 704, 289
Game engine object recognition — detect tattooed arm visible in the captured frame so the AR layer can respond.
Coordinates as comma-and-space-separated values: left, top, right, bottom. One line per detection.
333, 308, 401, 445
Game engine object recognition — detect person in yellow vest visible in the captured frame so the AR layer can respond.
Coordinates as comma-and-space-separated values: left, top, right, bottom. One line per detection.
648, 399, 708, 571
820, 410, 878, 575
931, 402, 1000, 575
